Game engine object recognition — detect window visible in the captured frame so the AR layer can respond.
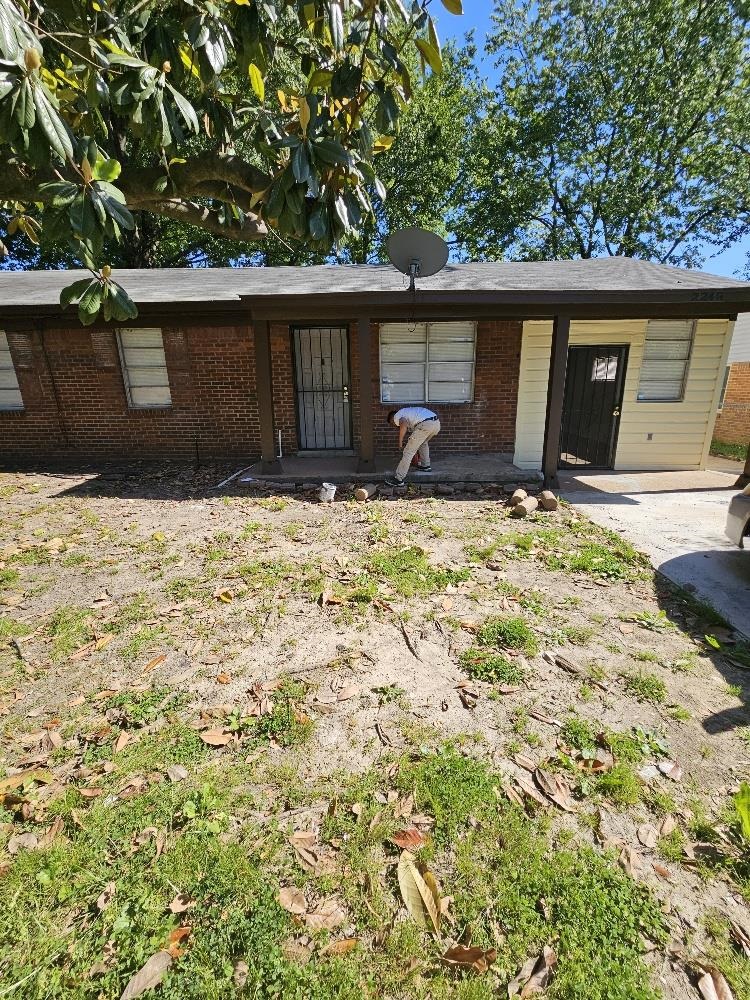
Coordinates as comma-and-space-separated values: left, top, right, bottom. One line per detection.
591, 355, 618, 382
0, 331, 23, 410
116, 328, 171, 408
637, 320, 695, 401
380, 321, 476, 403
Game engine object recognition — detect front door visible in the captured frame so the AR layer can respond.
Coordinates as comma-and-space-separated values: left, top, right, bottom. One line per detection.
559, 345, 628, 469
292, 326, 352, 450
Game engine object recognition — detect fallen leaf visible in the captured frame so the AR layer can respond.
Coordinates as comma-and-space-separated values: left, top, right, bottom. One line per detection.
38, 815, 64, 849
278, 886, 307, 915
169, 893, 194, 914
514, 773, 549, 808
618, 844, 640, 877
216, 672, 231, 685
199, 728, 233, 747
166, 925, 191, 958
508, 945, 557, 997
652, 863, 672, 881
214, 588, 233, 603
390, 828, 428, 851
660, 815, 677, 837
441, 945, 497, 973
7, 831, 38, 854
729, 918, 750, 958
166, 765, 188, 783
0, 768, 53, 795
304, 898, 347, 932
97, 881, 116, 911
637, 823, 659, 848
337, 685, 359, 702
79, 787, 103, 799
658, 760, 683, 781
697, 967, 735, 1000
119, 951, 172, 1000
114, 731, 131, 754
95, 635, 113, 652
397, 850, 441, 933
320, 938, 358, 956
528, 711, 560, 727
533, 769, 575, 812
142, 655, 166, 674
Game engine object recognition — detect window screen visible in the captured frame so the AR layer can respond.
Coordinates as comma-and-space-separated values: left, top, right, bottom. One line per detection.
637, 320, 695, 401
0, 332, 23, 410
380, 321, 476, 403
117, 328, 172, 408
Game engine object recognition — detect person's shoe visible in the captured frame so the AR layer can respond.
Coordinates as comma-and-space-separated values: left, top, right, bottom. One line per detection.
384, 475, 406, 488
414, 464, 432, 473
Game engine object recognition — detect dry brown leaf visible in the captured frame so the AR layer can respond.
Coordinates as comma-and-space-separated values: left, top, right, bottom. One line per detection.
514, 753, 537, 772
142, 655, 166, 674
637, 823, 659, 849
337, 685, 359, 702
320, 937, 358, 956
618, 844, 640, 877
514, 773, 549, 809
199, 728, 233, 747
394, 793, 414, 819
7, 831, 38, 854
169, 893, 194, 914
397, 850, 440, 933
45, 729, 63, 750
660, 815, 677, 837
508, 945, 557, 997
697, 967, 735, 1000
166, 925, 191, 958
0, 768, 53, 794
501, 782, 525, 809
38, 815, 64, 849
79, 787, 103, 799
97, 881, 117, 911
390, 828, 427, 850
658, 760, 683, 781
533, 769, 575, 812
652, 863, 672, 881
119, 950, 172, 1000
278, 886, 307, 915
729, 918, 750, 958
114, 731, 131, 754
166, 764, 188, 783
441, 945, 497, 973
95, 635, 113, 652
216, 672, 231, 685
304, 898, 347, 932
528, 711, 561, 727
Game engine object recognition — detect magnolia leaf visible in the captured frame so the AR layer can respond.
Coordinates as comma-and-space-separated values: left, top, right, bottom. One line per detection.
697, 967, 735, 1000
32, 85, 74, 162
278, 886, 307, 915
120, 951, 172, 1000
199, 728, 232, 747
415, 38, 442, 75
735, 782, 750, 842
248, 63, 265, 102
440, 0, 463, 12
397, 850, 440, 933
390, 827, 427, 850
441, 945, 497, 973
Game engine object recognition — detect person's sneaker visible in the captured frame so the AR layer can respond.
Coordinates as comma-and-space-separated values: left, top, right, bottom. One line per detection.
384, 475, 406, 488
414, 464, 432, 472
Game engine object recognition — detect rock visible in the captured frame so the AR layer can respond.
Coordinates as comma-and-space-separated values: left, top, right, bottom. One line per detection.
509, 488, 528, 506
539, 490, 559, 511
503, 484, 519, 495
436, 484, 454, 495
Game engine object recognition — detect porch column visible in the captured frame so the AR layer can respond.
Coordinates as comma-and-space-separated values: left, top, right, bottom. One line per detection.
541, 315, 571, 489
253, 318, 283, 474
357, 313, 376, 472
737, 442, 750, 488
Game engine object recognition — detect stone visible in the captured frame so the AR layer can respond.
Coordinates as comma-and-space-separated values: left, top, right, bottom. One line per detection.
509, 488, 528, 506
436, 484, 454, 495
539, 490, 559, 511
510, 496, 539, 517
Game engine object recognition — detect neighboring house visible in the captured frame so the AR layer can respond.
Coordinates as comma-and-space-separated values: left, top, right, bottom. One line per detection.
0, 258, 748, 484
714, 311, 750, 446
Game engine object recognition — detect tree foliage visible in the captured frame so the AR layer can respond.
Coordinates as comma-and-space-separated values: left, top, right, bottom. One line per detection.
455, 0, 750, 267
0, 0, 463, 321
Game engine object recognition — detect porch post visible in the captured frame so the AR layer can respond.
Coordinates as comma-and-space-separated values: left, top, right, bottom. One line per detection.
357, 313, 376, 473
253, 318, 283, 474
542, 315, 571, 490
737, 443, 750, 488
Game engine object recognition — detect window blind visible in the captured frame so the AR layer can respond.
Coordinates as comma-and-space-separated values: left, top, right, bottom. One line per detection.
117, 328, 172, 408
637, 320, 695, 401
380, 321, 476, 403
0, 331, 23, 410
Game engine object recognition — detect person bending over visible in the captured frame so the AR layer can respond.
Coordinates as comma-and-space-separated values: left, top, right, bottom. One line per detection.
384, 407, 441, 488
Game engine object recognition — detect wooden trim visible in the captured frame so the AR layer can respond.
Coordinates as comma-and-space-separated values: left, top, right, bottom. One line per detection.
253, 319, 283, 474
542, 315, 571, 488
356, 315, 375, 472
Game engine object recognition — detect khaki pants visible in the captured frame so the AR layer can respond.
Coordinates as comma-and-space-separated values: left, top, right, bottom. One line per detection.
396, 419, 441, 480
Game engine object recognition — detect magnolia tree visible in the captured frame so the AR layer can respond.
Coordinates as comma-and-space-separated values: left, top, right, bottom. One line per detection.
0, 0, 462, 322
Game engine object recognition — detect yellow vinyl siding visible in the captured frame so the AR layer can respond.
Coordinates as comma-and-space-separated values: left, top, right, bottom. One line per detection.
514, 318, 733, 471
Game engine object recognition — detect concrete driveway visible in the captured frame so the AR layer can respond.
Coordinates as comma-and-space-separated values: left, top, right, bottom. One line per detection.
559, 469, 750, 637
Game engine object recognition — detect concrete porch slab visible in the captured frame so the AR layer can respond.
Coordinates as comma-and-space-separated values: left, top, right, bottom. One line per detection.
560, 469, 750, 637
239, 452, 542, 486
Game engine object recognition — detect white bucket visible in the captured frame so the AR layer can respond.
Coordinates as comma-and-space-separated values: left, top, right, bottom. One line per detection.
318, 482, 336, 503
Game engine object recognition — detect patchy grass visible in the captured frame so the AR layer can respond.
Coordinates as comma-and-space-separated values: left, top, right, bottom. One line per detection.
710, 438, 748, 462
621, 671, 668, 704
46, 605, 94, 660
459, 646, 526, 685
476, 616, 539, 657
367, 546, 470, 597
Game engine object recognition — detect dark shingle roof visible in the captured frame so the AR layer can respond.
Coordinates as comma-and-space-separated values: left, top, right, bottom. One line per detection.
1, 257, 748, 311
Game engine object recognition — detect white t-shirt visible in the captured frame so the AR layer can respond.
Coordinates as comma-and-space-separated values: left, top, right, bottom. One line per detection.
392, 407, 437, 431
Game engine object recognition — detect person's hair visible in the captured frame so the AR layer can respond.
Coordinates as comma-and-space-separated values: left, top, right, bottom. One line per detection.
386, 409, 399, 426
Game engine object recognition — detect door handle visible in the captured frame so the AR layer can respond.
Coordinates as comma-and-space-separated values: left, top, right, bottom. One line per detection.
343, 385, 349, 401
613, 407, 621, 417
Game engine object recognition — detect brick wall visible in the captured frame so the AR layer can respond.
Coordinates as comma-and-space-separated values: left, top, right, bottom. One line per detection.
1, 317, 523, 464
714, 361, 750, 446
0, 323, 260, 463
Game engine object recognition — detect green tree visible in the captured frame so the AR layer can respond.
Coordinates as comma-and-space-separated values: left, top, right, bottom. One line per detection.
455, 0, 750, 266
0, 0, 463, 320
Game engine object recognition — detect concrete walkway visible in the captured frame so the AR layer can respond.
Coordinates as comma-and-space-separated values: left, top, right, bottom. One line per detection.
560, 470, 750, 637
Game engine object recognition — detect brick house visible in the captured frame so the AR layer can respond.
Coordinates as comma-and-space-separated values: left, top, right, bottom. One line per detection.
1, 259, 749, 485
714, 312, 750, 448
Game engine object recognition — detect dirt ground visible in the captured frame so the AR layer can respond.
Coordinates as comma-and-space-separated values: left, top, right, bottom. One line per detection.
1, 464, 749, 1000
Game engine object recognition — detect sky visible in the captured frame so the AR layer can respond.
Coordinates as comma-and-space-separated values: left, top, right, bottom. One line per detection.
434, 0, 750, 279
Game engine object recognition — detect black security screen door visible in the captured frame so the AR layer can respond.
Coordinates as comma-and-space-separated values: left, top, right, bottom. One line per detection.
292, 326, 352, 450
559, 345, 628, 469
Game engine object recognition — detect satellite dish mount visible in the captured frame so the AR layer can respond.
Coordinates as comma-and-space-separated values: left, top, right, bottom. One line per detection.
387, 227, 449, 293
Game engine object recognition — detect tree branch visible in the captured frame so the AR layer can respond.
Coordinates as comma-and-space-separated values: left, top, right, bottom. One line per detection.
141, 198, 267, 240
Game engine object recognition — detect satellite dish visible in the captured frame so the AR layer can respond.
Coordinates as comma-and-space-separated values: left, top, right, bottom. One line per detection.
387, 227, 449, 291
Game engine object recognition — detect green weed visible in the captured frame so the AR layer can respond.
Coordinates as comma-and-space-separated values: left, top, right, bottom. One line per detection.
476, 616, 539, 657
459, 646, 526, 684
622, 671, 667, 704
367, 546, 470, 597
